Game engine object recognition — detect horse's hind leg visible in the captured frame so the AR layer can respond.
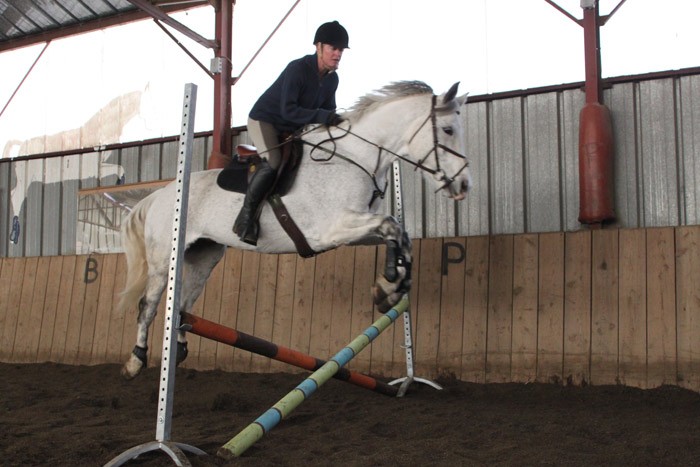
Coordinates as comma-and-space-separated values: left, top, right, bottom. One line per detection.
121, 240, 225, 379
373, 217, 412, 312
174, 239, 226, 366
121, 271, 168, 379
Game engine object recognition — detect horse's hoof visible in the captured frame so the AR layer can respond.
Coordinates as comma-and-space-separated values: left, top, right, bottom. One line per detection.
372, 285, 384, 305
372, 279, 406, 312
373, 267, 405, 294
121, 354, 144, 380
176, 342, 189, 365
120, 367, 136, 380
372, 289, 403, 313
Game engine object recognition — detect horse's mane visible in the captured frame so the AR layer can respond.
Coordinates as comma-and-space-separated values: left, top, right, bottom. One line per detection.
344, 81, 434, 120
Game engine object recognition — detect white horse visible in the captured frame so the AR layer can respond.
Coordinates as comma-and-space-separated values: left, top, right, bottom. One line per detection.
119, 81, 471, 379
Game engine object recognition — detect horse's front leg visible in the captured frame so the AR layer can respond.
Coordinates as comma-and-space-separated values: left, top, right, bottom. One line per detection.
373, 218, 412, 312
320, 212, 412, 312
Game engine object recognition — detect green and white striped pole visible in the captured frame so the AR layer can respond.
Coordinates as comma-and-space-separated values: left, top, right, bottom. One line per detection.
217, 295, 409, 459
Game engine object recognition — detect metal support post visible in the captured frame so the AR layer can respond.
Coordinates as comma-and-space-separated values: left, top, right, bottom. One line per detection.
388, 161, 442, 397
105, 84, 205, 467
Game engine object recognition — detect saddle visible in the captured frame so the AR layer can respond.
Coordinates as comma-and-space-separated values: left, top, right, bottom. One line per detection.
216, 139, 302, 195
216, 139, 315, 258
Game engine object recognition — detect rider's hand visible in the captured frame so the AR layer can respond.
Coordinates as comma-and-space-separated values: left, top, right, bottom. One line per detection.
327, 113, 344, 126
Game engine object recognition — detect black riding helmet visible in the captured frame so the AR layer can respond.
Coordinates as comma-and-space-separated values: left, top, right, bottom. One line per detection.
313, 21, 349, 49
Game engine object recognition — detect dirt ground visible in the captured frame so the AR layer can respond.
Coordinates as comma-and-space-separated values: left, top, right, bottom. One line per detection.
3, 362, 700, 466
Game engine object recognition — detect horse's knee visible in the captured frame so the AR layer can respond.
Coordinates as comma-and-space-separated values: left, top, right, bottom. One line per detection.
377, 216, 402, 240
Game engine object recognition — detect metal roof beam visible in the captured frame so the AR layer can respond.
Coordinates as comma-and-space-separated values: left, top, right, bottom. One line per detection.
0, 40, 51, 120
126, 0, 217, 49
0, 2, 208, 53
153, 18, 213, 78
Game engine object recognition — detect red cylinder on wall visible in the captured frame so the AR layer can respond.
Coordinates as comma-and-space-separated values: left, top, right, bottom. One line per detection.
578, 101, 615, 224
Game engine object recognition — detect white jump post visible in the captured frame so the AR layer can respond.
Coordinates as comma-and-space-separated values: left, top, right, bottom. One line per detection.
105, 83, 204, 467
388, 161, 442, 396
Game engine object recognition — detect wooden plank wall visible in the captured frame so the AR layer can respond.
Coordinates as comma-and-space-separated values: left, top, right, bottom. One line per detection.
2, 226, 700, 391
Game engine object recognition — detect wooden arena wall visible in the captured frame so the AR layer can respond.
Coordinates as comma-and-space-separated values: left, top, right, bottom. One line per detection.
2, 226, 700, 392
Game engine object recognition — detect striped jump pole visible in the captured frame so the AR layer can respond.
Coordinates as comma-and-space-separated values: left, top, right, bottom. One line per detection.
179, 312, 398, 396
217, 295, 409, 459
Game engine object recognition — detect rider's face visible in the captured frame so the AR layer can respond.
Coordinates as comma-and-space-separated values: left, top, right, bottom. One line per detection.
316, 43, 344, 74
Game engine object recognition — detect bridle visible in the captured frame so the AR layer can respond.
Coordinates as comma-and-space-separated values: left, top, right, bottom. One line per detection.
293, 92, 470, 204
406, 95, 470, 192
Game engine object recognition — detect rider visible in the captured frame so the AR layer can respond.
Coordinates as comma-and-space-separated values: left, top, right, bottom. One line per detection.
233, 20, 349, 246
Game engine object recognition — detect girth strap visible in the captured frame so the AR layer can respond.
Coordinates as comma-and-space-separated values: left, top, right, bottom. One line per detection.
267, 194, 316, 258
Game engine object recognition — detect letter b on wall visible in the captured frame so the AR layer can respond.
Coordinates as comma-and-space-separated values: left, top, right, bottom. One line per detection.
84, 257, 99, 284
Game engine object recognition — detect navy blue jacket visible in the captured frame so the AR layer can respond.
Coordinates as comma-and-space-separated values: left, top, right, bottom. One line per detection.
249, 53, 338, 133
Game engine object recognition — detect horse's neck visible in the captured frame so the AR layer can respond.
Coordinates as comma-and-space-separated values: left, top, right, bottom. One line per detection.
303, 95, 425, 172
352, 95, 425, 149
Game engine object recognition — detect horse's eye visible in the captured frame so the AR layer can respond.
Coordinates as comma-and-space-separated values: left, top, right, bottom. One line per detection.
443, 126, 454, 136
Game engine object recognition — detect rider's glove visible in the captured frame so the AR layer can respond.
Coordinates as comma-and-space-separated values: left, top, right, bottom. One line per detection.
326, 113, 344, 126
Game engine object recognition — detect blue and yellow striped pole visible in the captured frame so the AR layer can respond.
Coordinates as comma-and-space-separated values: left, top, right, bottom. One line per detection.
217, 295, 409, 459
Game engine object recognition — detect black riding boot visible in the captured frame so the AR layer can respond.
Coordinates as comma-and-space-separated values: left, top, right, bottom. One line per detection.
233, 163, 276, 246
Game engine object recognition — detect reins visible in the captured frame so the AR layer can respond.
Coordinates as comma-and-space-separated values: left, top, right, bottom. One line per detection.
298, 94, 469, 194
268, 92, 470, 206
303, 124, 389, 207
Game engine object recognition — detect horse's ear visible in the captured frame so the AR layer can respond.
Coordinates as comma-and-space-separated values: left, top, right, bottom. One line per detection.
457, 92, 469, 108
442, 82, 460, 104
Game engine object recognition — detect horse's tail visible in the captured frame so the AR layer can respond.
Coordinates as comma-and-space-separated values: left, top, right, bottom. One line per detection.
117, 196, 153, 313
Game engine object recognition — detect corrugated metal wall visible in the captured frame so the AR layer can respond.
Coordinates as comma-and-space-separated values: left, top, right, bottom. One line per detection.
1, 72, 699, 258
0, 134, 248, 257
401, 73, 700, 237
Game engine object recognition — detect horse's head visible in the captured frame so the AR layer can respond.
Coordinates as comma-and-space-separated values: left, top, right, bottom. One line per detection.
404, 82, 471, 200
315, 81, 471, 201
